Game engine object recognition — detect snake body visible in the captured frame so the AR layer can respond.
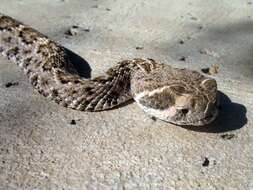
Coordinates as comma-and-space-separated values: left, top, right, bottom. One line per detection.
0, 14, 218, 126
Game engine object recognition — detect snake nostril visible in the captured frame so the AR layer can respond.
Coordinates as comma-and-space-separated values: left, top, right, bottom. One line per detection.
181, 108, 189, 115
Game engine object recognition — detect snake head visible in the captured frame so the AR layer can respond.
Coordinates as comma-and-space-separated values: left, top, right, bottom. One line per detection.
132, 67, 219, 126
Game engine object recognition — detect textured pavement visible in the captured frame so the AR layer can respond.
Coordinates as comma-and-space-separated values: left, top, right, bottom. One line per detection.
0, 0, 253, 189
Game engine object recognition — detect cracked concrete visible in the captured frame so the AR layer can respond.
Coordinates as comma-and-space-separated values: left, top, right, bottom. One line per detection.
0, 0, 253, 189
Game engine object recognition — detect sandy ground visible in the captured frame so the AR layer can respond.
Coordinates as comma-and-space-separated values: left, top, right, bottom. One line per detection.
0, 0, 253, 189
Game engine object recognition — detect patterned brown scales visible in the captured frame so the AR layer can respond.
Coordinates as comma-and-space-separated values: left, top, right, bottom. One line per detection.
0, 14, 219, 126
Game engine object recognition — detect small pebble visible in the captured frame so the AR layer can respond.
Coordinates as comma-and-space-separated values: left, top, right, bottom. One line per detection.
179, 40, 184, 44
202, 157, 210, 167
106, 8, 111, 11
70, 119, 76, 125
201, 64, 219, 75
65, 25, 80, 36
201, 68, 209, 73
208, 64, 219, 75
136, 46, 144, 50
199, 49, 219, 57
84, 29, 90, 32
199, 49, 208, 54
220, 134, 235, 140
179, 56, 186, 61
150, 116, 157, 121
198, 26, 203, 30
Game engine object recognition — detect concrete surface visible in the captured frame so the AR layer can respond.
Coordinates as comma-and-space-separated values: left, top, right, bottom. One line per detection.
0, 0, 253, 189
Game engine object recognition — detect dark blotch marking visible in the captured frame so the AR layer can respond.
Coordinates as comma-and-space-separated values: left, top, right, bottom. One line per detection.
23, 49, 32, 55
6, 28, 12, 32
118, 80, 125, 87
87, 90, 94, 96
23, 57, 32, 68
85, 87, 93, 92
18, 30, 24, 38
181, 109, 189, 115
51, 89, 58, 97
18, 27, 45, 45
73, 80, 80, 84
60, 79, 69, 84
150, 116, 157, 121
30, 74, 39, 86
111, 98, 118, 105
110, 91, 119, 98
6, 46, 19, 57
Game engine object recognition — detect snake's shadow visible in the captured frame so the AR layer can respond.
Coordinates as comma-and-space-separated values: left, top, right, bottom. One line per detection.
182, 91, 247, 133
65, 48, 92, 79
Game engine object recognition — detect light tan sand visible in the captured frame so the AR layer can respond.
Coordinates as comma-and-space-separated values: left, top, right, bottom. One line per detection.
0, 0, 253, 189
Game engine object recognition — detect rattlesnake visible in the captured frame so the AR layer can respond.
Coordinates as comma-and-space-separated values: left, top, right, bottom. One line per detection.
0, 14, 218, 126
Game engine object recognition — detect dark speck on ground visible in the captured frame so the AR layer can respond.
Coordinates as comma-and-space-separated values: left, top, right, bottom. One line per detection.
5, 82, 19, 88
70, 119, 76, 125
179, 56, 186, 61
179, 40, 184, 44
220, 134, 236, 140
202, 157, 210, 167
